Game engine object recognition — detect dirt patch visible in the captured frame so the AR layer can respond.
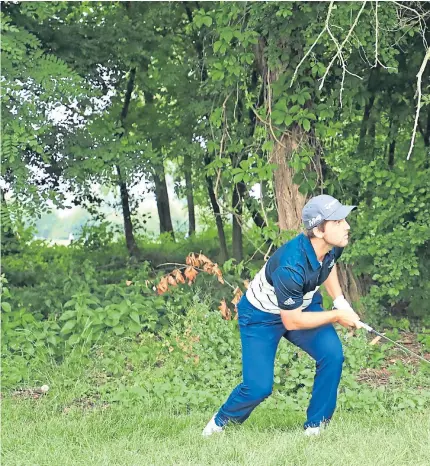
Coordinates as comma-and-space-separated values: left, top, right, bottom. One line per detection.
358, 332, 430, 387
62, 395, 110, 414
357, 367, 392, 386
11, 387, 49, 400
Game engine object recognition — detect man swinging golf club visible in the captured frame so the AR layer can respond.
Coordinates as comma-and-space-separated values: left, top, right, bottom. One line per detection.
203, 194, 363, 437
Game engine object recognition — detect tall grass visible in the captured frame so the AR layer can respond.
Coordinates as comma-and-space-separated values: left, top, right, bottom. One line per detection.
2, 394, 429, 466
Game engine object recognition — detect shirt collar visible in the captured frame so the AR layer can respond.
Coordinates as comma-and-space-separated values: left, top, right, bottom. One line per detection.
300, 233, 321, 271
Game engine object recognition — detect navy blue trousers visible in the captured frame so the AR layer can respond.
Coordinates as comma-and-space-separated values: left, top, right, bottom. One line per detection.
215, 294, 344, 429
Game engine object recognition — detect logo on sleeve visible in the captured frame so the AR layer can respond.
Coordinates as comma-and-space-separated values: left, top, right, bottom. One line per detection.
328, 259, 335, 268
284, 298, 296, 306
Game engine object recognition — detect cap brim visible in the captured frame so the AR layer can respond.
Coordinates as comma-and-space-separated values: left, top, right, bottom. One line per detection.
325, 205, 356, 221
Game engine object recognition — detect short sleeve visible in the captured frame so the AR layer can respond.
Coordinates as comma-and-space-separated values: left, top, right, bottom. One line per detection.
271, 266, 304, 310
333, 247, 344, 261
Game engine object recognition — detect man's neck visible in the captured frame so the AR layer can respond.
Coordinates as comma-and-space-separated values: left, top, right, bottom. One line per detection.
310, 237, 332, 262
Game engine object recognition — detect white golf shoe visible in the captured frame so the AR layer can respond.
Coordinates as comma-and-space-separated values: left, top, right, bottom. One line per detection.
304, 426, 321, 436
202, 413, 224, 437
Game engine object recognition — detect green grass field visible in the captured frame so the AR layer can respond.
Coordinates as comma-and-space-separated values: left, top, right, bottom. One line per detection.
2, 395, 429, 466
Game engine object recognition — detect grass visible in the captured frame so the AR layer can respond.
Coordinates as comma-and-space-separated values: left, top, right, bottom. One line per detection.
2, 395, 429, 466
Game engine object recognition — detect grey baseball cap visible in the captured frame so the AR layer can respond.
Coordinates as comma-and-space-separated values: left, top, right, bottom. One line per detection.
302, 195, 356, 230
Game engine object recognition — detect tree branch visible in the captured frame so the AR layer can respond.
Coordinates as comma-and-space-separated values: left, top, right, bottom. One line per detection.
407, 46, 430, 160
318, 1, 367, 105
290, 1, 335, 88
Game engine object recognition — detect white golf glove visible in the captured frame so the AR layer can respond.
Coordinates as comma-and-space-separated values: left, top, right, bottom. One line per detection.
333, 295, 353, 311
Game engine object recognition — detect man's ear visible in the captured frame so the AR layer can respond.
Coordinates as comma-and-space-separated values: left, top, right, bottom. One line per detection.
313, 226, 324, 239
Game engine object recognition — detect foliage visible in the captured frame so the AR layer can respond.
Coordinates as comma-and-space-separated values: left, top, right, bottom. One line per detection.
2, 243, 429, 412
2, 2, 430, 423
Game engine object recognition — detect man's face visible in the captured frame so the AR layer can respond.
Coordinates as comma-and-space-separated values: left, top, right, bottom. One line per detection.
322, 219, 350, 247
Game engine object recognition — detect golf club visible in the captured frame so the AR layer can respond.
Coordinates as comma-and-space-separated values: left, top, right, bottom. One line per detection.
360, 322, 430, 365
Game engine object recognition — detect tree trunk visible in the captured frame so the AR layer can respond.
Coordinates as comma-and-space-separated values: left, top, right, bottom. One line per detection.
271, 128, 308, 231
184, 152, 196, 236
116, 165, 140, 257
418, 109, 430, 147
1, 189, 20, 255
358, 67, 380, 154
205, 166, 228, 263
153, 165, 175, 240
358, 95, 375, 153
388, 113, 397, 169
232, 181, 246, 262
117, 67, 140, 258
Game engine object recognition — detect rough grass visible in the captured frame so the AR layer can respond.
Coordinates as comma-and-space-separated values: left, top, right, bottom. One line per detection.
2, 395, 429, 466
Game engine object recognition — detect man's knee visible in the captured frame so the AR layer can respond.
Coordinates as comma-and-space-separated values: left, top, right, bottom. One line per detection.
242, 383, 273, 401
318, 345, 344, 367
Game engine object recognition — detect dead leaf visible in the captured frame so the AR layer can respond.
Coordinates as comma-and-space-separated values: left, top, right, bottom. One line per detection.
184, 266, 198, 285
203, 262, 214, 274
167, 275, 177, 286
231, 287, 243, 305
197, 253, 213, 265
370, 335, 382, 345
219, 299, 231, 320
126, 280, 133, 286
212, 264, 224, 284
172, 269, 185, 284
243, 280, 250, 289
157, 276, 169, 295
186, 253, 201, 268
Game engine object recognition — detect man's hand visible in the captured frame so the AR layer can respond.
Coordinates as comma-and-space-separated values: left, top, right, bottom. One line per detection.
335, 308, 363, 329
333, 295, 364, 329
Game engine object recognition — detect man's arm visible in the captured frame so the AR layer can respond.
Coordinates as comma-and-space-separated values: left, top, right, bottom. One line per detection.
323, 264, 342, 299
281, 306, 361, 331
324, 264, 355, 311
281, 307, 339, 330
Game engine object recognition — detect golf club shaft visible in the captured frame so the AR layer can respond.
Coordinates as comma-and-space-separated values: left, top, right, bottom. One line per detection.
361, 322, 430, 365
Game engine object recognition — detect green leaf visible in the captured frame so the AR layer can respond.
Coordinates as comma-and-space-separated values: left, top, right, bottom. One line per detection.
59, 310, 77, 321
68, 334, 80, 345
47, 335, 57, 346
292, 173, 304, 185
212, 70, 224, 81
113, 325, 125, 336
303, 119, 311, 131
271, 109, 286, 125
262, 140, 274, 152
298, 183, 309, 195
213, 41, 222, 53
1, 302, 11, 312
128, 321, 141, 333
221, 29, 233, 43
284, 114, 293, 126
130, 312, 140, 324
60, 320, 77, 334
202, 16, 213, 27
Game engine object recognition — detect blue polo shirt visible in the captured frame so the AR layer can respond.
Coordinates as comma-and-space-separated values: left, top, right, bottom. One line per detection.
245, 233, 343, 313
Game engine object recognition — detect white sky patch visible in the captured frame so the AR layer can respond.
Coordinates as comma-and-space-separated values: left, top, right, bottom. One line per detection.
249, 183, 261, 199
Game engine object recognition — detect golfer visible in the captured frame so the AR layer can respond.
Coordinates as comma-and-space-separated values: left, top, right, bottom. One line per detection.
203, 195, 363, 437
